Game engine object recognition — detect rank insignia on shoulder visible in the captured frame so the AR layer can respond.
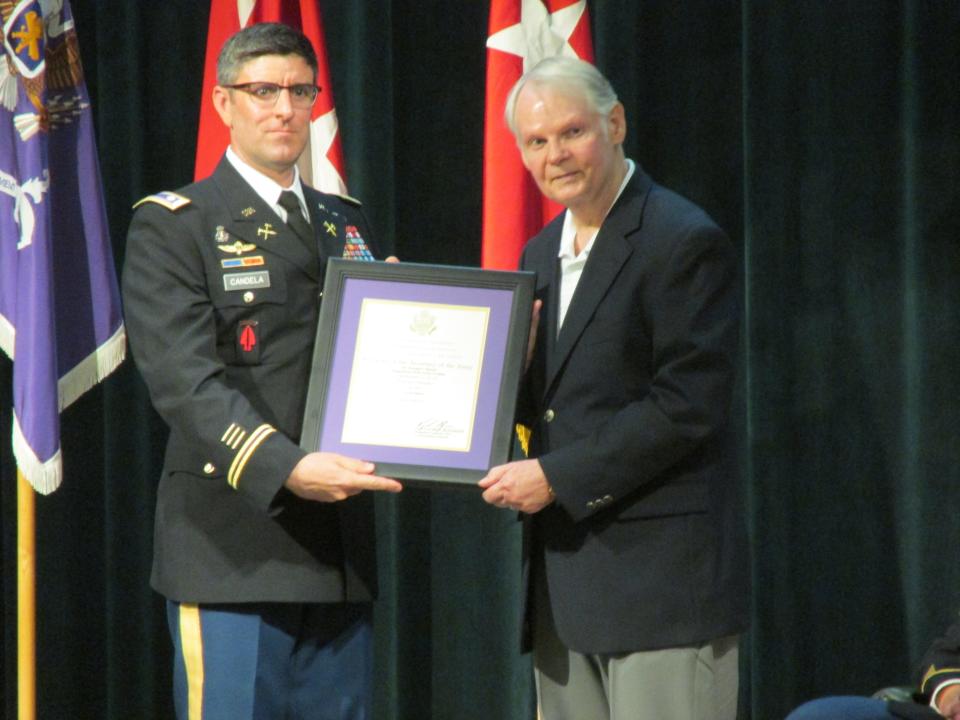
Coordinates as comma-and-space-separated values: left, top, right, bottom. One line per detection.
132, 191, 191, 211
329, 192, 362, 207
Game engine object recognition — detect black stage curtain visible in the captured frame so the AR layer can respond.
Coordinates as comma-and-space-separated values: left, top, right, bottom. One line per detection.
2, 2, 958, 718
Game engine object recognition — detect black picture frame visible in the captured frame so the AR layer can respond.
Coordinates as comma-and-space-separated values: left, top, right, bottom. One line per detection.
301, 258, 535, 486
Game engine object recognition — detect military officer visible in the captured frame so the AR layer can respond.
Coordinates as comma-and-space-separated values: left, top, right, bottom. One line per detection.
122, 22, 401, 720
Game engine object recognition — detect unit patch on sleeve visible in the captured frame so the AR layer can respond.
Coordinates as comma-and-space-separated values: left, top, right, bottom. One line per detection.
236, 320, 261, 364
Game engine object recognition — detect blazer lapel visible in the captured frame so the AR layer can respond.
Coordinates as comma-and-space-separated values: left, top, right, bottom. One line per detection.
545, 173, 651, 394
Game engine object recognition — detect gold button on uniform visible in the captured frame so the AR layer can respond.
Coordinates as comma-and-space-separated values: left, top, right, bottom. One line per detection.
543, 409, 555, 422
243, 291, 255, 303
203, 463, 216, 475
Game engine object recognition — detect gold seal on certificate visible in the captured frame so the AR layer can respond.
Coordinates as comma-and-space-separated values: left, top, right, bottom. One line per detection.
301, 259, 535, 486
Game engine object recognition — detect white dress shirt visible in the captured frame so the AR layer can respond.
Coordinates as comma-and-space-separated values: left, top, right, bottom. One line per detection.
225, 146, 309, 224
556, 159, 636, 335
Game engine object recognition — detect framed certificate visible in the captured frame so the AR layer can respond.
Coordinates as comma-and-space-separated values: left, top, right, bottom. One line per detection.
301, 258, 535, 486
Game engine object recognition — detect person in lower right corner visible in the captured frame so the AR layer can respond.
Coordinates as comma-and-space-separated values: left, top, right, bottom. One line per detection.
786, 620, 960, 719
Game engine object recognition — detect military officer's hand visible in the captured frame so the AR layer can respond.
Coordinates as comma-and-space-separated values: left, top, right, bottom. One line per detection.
936, 684, 960, 719
478, 458, 554, 514
286, 452, 402, 502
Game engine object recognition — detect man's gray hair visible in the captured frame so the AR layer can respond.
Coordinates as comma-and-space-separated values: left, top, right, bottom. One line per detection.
217, 22, 318, 85
504, 56, 619, 138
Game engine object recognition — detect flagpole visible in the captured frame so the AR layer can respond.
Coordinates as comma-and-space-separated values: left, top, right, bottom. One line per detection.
17, 469, 36, 720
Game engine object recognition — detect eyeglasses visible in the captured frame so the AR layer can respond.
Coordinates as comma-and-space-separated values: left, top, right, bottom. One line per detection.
222, 82, 321, 108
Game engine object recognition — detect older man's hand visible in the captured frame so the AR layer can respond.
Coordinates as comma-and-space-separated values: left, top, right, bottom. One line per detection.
479, 458, 554, 514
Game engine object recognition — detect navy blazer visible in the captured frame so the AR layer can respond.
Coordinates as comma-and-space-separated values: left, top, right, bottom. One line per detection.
519, 168, 750, 654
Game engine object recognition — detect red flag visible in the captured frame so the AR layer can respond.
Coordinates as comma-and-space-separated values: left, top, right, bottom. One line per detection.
482, 0, 594, 270
194, 0, 347, 193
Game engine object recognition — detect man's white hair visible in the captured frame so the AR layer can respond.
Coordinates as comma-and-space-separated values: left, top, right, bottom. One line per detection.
504, 56, 620, 139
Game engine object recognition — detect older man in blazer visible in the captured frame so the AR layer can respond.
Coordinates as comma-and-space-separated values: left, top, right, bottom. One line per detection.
480, 57, 749, 720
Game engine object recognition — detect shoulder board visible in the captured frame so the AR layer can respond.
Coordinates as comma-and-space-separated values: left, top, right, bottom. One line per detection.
330, 192, 362, 207
132, 191, 192, 211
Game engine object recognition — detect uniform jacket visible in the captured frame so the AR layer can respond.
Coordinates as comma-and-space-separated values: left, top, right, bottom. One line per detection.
123, 157, 380, 604
863, 621, 960, 718
518, 168, 750, 654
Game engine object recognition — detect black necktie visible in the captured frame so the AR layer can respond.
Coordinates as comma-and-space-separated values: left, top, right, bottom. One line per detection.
277, 190, 315, 252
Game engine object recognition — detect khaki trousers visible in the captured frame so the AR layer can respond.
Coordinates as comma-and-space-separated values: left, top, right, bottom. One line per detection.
533, 573, 739, 720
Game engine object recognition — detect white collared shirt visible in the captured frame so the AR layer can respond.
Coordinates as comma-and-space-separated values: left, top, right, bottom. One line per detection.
225, 146, 310, 224
556, 159, 636, 335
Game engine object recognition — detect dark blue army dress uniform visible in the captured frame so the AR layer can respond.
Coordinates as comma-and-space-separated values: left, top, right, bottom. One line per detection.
123, 155, 380, 719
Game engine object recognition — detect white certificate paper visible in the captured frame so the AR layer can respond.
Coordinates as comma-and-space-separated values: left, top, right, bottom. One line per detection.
340, 298, 490, 451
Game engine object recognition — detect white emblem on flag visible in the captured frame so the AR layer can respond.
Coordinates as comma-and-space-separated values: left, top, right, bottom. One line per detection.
486, 0, 587, 70
0, 167, 48, 249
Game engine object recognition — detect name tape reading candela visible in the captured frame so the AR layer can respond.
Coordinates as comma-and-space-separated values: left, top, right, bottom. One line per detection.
223, 271, 271, 291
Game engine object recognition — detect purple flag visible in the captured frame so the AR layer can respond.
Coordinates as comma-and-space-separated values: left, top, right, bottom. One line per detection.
0, 0, 125, 494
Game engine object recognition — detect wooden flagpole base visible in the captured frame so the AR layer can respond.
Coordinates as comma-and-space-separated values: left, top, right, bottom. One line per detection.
17, 469, 36, 720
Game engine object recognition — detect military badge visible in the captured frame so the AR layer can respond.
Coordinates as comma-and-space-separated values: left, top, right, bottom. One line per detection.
317, 201, 342, 218
6, 3, 46, 81
221, 422, 248, 450
217, 240, 257, 255
257, 223, 277, 240
342, 225, 375, 261
323, 220, 337, 236
236, 320, 261, 364
241, 207, 256, 217
221, 256, 264, 268
133, 191, 191, 211
215, 225, 229, 243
